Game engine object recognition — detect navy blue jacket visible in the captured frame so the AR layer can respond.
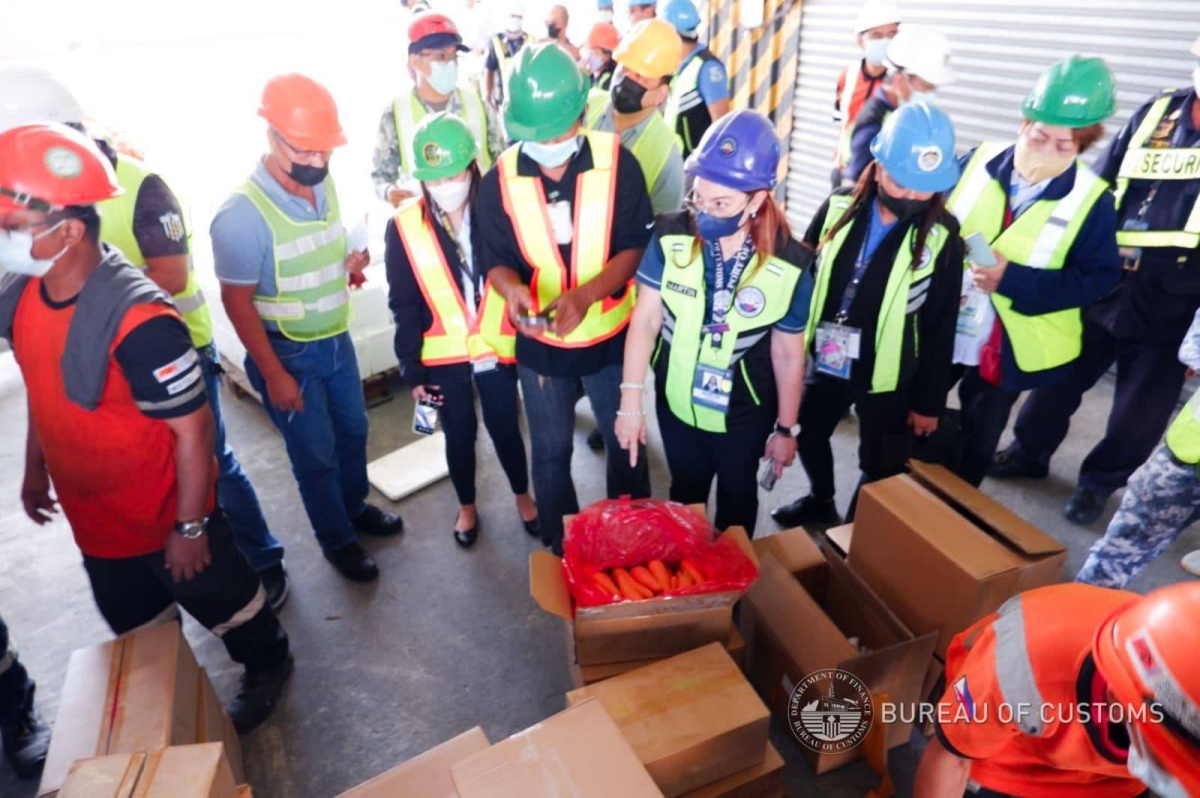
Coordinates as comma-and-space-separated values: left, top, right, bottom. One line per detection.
846, 88, 896, 185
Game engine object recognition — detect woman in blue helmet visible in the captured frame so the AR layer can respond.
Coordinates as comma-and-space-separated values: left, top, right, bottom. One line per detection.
772, 100, 964, 528
615, 110, 813, 535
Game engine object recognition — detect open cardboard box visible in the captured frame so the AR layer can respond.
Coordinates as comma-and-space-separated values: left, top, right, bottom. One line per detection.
740, 529, 937, 775
197, 668, 245, 784
59, 743, 238, 798
566, 626, 746, 688
531, 505, 758, 666
337, 727, 489, 797
851, 465, 1066, 658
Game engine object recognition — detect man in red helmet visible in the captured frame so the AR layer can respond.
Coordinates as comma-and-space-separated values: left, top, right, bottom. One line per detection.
914, 582, 1200, 797
0, 124, 292, 733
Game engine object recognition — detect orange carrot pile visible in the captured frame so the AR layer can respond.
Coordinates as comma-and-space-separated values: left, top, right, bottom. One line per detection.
590, 558, 707, 601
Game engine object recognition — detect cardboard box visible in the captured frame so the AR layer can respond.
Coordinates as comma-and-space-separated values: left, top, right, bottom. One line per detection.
337, 727, 490, 797
751, 526, 826, 575
852, 469, 1066, 657
236, 788, 252, 798
566, 643, 770, 797
823, 524, 853, 558
41, 622, 201, 797
530, 511, 758, 666
450, 699, 662, 797
567, 627, 746, 688
679, 741, 784, 798
739, 547, 937, 775
196, 668, 245, 785
59, 743, 238, 798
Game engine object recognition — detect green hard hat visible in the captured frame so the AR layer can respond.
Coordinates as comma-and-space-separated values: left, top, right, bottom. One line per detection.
411, 112, 478, 181
1021, 55, 1117, 128
503, 43, 589, 142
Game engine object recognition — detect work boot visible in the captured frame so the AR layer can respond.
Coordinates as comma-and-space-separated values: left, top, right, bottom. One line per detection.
259, 563, 290, 613
988, 448, 1048, 480
771, 495, 842, 529
324, 542, 380, 582
2, 684, 50, 779
1180, 550, 1200, 578
229, 654, 293, 734
1063, 487, 1110, 526
586, 428, 605, 451
352, 504, 404, 537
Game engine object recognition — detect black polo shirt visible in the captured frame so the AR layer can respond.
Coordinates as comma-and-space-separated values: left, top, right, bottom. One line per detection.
477, 136, 654, 377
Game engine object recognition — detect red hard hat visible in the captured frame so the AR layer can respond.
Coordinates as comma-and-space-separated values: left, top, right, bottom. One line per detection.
257, 73, 347, 152
1093, 582, 1200, 795
0, 123, 122, 212
587, 22, 620, 52
408, 12, 469, 54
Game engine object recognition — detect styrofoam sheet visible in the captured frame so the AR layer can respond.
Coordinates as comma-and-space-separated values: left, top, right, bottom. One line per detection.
367, 433, 449, 502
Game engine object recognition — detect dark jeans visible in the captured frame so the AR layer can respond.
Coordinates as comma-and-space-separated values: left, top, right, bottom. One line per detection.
433, 364, 530, 505
1009, 315, 1187, 495
81, 510, 289, 673
954, 366, 1022, 488
0, 615, 32, 725
517, 362, 651, 548
246, 332, 369, 553
657, 402, 774, 536
200, 344, 283, 572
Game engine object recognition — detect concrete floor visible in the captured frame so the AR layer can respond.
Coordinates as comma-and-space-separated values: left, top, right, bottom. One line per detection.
1, 350, 1195, 798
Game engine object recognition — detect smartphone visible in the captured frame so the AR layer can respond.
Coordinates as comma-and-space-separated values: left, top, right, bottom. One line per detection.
965, 231, 998, 268
520, 312, 552, 327
758, 458, 778, 492
412, 399, 439, 436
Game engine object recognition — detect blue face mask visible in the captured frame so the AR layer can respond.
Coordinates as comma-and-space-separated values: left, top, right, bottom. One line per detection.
426, 60, 458, 95
907, 88, 936, 105
523, 136, 581, 168
864, 37, 889, 65
695, 209, 746, 241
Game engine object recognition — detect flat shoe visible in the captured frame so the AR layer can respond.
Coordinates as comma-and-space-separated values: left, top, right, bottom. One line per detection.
454, 522, 479, 548
522, 516, 541, 538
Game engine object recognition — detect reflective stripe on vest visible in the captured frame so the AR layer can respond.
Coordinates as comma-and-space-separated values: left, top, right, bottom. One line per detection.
991, 595, 1047, 736
496, 130, 632, 348
657, 234, 800, 432
834, 64, 861, 168
1113, 92, 1200, 250
1166, 390, 1200, 464
664, 55, 705, 152
493, 35, 519, 85
585, 93, 675, 195
392, 88, 493, 177
394, 199, 516, 366
808, 197, 946, 393
99, 155, 214, 348
949, 142, 1106, 373
237, 177, 351, 342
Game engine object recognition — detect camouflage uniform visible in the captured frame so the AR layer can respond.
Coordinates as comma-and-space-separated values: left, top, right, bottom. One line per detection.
1075, 307, 1200, 588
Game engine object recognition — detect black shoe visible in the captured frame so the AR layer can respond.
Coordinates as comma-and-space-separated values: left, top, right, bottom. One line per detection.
522, 516, 541, 539
988, 449, 1048, 480
229, 654, 293, 734
2, 683, 50, 779
453, 521, 479, 549
352, 504, 404, 537
259, 563, 289, 613
1064, 487, 1110, 526
771, 495, 842, 529
323, 542, 379, 581
586, 428, 605, 451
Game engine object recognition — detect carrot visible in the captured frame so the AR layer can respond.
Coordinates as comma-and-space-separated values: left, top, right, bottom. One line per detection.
681, 559, 705, 585
677, 571, 694, 589
631, 565, 663, 593
648, 560, 672, 589
613, 568, 647, 601
592, 571, 620, 597
668, 573, 678, 590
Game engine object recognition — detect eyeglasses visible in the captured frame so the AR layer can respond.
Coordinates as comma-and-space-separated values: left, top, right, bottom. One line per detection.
685, 191, 749, 216
273, 131, 327, 161
417, 50, 459, 64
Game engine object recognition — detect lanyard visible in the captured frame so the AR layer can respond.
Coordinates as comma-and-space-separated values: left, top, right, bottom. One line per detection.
835, 209, 888, 324
705, 236, 755, 345
433, 205, 479, 315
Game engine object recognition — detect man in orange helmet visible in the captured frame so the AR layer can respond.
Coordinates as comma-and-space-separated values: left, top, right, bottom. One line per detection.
0, 124, 292, 733
213, 74, 404, 583
915, 582, 1200, 797
584, 21, 619, 91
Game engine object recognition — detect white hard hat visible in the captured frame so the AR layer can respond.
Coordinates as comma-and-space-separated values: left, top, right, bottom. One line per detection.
0, 65, 85, 133
887, 24, 956, 87
855, 0, 902, 34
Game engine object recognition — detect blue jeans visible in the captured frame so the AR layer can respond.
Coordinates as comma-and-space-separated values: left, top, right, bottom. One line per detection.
200, 344, 283, 572
518, 362, 650, 548
245, 332, 369, 552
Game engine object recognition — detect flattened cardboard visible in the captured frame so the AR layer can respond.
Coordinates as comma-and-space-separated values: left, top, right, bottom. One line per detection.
751, 527, 825, 575
679, 740, 784, 798
196, 669, 245, 785
337, 727, 489, 797
60, 752, 145, 798
566, 643, 770, 797
61, 744, 237, 798
450, 699, 662, 798
567, 627, 746, 688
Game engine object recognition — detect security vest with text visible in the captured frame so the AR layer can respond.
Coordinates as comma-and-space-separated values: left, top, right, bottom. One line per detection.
585, 91, 675, 201
949, 142, 1108, 374
393, 89, 492, 177
237, 176, 351, 343
98, 156, 213, 349
496, 129, 633, 348
663, 47, 723, 157
809, 196, 948, 393
393, 198, 516, 367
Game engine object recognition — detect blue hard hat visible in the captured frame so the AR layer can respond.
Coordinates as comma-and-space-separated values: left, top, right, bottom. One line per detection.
685, 110, 780, 192
597, 0, 613, 8
662, 0, 701, 35
869, 100, 960, 193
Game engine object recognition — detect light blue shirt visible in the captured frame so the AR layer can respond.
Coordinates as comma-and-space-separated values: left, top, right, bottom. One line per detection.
1179, 308, 1200, 371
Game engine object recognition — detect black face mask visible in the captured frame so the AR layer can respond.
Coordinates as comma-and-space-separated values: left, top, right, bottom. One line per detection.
547, 22, 562, 38
876, 185, 930, 221
289, 162, 329, 187
611, 75, 648, 114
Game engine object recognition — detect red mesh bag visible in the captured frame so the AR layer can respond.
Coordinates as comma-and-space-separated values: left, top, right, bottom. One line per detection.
562, 498, 759, 608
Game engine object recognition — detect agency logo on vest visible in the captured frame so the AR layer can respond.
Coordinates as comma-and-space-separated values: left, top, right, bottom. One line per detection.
735, 286, 765, 318
787, 668, 874, 754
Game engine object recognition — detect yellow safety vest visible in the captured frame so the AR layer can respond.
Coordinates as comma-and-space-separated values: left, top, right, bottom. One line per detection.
663, 54, 706, 154
584, 92, 676, 202
392, 88, 493, 177
98, 156, 213, 348
496, 129, 634, 348
393, 199, 516, 366
492, 34, 522, 90
949, 141, 1108, 374
808, 196, 947, 393
1166, 389, 1200, 464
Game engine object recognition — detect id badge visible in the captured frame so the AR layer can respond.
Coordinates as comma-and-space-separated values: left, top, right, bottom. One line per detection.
413, 400, 439, 436
692, 363, 734, 413
814, 322, 860, 380
957, 287, 988, 337
472, 358, 498, 374
547, 200, 574, 245
1119, 219, 1149, 268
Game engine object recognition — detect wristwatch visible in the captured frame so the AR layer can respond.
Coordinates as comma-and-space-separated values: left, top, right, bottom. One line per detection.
775, 421, 801, 437
174, 517, 209, 539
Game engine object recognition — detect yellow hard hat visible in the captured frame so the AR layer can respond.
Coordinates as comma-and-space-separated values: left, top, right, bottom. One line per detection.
613, 18, 683, 79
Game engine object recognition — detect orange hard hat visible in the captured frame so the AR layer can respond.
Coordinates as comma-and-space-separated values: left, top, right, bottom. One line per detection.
0, 123, 122, 212
587, 22, 620, 52
257, 73, 347, 152
1093, 582, 1200, 795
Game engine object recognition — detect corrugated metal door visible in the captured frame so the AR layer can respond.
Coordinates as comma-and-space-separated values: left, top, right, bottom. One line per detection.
785, 0, 1200, 234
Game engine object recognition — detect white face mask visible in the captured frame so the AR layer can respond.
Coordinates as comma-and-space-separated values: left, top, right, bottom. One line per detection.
523, 136, 581, 168
598, 9, 614, 23
1126, 724, 1190, 798
427, 175, 472, 212
906, 88, 936, 105
586, 52, 606, 73
425, 60, 458, 95
864, 37, 889, 66
0, 221, 67, 278
507, 15, 523, 33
